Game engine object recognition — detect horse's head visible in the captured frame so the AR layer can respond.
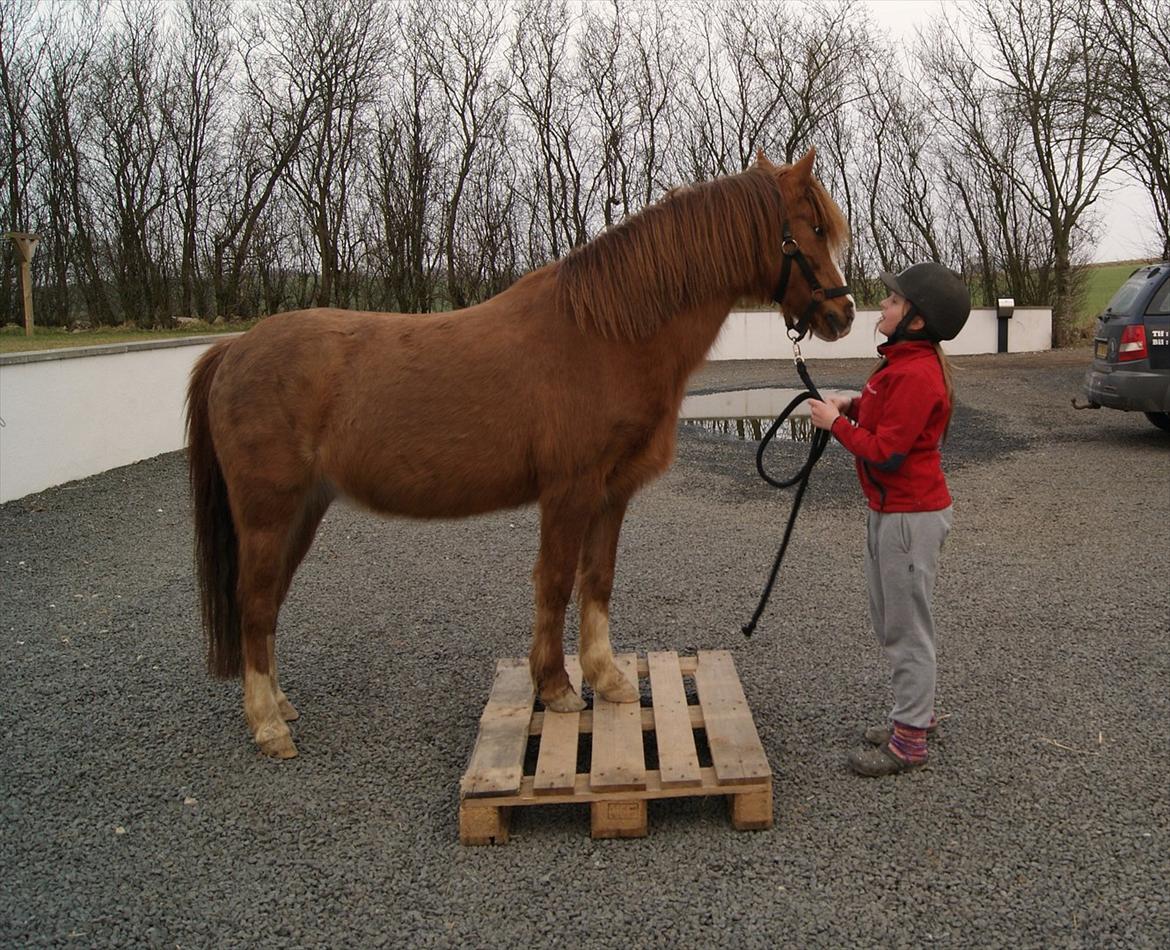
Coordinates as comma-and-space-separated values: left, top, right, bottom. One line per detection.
760, 149, 854, 343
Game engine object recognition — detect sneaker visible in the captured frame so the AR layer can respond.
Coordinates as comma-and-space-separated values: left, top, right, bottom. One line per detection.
848, 743, 927, 777
863, 720, 939, 746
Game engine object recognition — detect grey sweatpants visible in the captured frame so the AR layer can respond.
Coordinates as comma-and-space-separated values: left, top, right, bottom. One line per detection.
864, 507, 953, 729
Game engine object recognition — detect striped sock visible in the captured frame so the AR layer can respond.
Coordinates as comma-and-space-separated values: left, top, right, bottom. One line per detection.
888, 720, 929, 763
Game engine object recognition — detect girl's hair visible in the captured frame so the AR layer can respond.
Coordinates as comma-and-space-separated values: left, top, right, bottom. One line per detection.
868, 341, 956, 443
933, 342, 955, 443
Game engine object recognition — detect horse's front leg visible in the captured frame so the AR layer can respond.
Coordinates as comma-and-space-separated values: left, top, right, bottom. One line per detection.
531, 489, 593, 712
577, 497, 639, 703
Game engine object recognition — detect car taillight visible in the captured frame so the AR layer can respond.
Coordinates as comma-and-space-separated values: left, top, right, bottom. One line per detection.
1118, 324, 1148, 362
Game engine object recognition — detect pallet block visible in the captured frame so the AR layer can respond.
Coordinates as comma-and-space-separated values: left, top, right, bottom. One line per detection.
458, 650, 772, 844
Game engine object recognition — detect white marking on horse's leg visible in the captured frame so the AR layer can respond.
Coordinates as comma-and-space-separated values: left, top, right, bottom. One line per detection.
530, 606, 586, 712
580, 599, 638, 703
268, 633, 299, 721
245, 659, 296, 758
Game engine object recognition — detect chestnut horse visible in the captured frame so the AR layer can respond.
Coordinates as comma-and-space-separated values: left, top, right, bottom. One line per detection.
186, 149, 854, 758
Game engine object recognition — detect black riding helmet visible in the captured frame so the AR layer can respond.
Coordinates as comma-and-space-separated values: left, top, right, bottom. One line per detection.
879, 262, 971, 342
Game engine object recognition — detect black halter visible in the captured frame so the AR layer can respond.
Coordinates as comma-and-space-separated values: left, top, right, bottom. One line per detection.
770, 216, 852, 341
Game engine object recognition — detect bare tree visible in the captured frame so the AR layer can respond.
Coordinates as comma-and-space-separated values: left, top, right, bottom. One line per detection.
0, 0, 44, 323
209, 0, 334, 317
922, 0, 1119, 343
1100, 0, 1170, 259
509, 0, 587, 263
8, 0, 1144, 336
457, 104, 521, 299
160, 0, 233, 319
283, 0, 390, 309
368, 22, 445, 313
417, 0, 508, 308
578, 3, 629, 229
681, 1, 784, 178
35, 2, 111, 325
88, 1, 176, 326
576, 1, 686, 227
679, 0, 863, 181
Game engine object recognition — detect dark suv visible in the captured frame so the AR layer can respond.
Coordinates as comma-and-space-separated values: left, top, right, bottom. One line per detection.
1081, 261, 1170, 432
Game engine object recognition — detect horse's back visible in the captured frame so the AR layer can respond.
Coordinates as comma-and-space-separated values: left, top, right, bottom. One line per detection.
207, 304, 558, 518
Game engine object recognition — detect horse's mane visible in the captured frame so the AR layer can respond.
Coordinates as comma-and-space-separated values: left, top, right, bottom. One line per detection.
555, 163, 848, 341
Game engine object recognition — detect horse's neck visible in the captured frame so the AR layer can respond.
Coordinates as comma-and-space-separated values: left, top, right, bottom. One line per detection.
654, 296, 739, 384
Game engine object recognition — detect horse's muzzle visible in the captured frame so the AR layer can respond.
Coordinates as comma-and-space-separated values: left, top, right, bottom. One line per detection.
817, 301, 855, 341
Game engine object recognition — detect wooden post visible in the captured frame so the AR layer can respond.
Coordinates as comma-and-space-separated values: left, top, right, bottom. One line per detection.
6, 232, 40, 336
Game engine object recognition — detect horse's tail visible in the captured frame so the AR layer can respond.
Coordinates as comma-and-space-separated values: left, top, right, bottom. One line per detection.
186, 341, 242, 679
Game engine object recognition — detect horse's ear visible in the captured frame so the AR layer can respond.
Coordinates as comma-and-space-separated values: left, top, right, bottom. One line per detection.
790, 147, 817, 186
755, 149, 777, 171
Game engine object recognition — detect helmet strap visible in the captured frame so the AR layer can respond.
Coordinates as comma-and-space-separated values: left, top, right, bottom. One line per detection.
890, 303, 935, 343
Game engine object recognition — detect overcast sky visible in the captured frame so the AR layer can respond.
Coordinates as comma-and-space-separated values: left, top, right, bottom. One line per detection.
860, 0, 1157, 263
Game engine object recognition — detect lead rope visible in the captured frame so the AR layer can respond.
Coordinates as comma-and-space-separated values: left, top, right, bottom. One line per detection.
742, 332, 832, 638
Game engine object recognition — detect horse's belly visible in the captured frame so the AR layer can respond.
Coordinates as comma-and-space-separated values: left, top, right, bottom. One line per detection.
329, 444, 538, 519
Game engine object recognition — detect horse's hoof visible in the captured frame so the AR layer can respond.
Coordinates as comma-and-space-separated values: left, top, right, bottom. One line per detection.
278, 696, 300, 721
545, 689, 587, 713
597, 676, 639, 704
256, 724, 298, 759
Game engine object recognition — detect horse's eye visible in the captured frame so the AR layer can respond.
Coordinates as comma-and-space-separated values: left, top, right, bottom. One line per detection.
814, 225, 826, 238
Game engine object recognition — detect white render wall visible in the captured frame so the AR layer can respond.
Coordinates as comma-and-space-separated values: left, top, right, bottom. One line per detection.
0, 337, 234, 503
0, 309, 1050, 503
708, 307, 1052, 360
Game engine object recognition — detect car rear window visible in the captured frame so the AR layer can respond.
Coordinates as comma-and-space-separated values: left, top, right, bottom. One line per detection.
1105, 272, 1153, 315
1145, 274, 1170, 315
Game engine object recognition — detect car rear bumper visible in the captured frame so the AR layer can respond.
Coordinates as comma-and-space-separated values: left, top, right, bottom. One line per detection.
1082, 367, 1170, 413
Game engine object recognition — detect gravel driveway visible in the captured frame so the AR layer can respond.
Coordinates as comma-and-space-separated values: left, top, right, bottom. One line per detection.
2, 346, 1167, 948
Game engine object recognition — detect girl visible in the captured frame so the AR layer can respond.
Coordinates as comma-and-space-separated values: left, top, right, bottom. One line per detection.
807, 262, 971, 777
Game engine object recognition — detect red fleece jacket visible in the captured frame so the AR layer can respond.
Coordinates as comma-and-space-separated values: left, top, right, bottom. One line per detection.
829, 340, 953, 513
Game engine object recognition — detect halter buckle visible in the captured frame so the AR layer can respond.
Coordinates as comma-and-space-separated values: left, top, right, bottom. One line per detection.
781, 237, 799, 256
787, 326, 804, 359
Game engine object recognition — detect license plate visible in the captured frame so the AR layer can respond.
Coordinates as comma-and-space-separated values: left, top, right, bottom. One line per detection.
1095, 340, 1108, 360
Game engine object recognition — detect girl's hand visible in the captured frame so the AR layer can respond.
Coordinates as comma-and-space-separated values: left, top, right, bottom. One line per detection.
807, 398, 840, 431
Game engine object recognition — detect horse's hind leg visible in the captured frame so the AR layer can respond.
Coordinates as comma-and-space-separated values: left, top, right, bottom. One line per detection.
577, 498, 638, 703
269, 486, 333, 722
235, 525, 296, 757
233, 485, 327, 759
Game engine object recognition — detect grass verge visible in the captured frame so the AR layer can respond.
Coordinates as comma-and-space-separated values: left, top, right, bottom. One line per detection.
0, 320, 259, 355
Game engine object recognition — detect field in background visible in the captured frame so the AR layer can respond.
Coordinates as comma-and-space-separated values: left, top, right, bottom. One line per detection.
1, 260, 1161, 354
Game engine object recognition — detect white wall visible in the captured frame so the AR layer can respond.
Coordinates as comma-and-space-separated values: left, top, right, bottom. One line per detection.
707, 307, 1051, 360
0, 337, 233, 503
0, 309, 1050, 503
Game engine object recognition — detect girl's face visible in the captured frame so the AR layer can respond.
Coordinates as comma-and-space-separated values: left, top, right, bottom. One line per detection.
878, 292, 911, 337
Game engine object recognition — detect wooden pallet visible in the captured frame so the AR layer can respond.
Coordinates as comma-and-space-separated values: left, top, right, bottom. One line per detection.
459, 650, 772, 844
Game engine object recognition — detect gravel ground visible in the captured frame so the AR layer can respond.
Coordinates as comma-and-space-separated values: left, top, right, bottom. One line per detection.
2, 346, 1167, 948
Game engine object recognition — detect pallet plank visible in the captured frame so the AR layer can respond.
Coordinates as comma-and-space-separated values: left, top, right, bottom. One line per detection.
460, 658, 534, 798
531, 705, 706, 735
589, 653, 646, 791
638, 655, 697, 677
694, 650, 771, 785
469, 765, 733, 807
532, 655, 583, 794
647, 651, 702, 788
